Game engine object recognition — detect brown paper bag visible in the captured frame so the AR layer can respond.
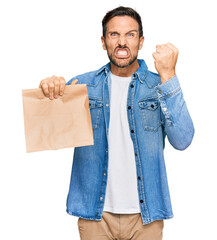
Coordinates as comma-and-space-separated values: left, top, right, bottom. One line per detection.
22, 84, 94, 153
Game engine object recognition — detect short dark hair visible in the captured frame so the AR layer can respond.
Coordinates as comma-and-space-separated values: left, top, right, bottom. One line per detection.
102, 6, 143, 39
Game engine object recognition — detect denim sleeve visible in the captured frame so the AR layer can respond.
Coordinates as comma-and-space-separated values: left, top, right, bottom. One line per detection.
154, 75, 195, 150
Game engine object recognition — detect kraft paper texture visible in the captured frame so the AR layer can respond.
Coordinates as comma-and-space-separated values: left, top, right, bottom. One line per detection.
22, 84, 94, 153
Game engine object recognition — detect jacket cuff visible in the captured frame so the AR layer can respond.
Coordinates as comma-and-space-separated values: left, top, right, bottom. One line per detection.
154, 75, 181, 98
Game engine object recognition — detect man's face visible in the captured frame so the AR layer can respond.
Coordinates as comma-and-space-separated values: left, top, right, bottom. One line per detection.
101, 16, 144, 68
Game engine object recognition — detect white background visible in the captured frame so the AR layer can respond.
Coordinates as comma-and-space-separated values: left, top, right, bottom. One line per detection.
0, 0, 216, 239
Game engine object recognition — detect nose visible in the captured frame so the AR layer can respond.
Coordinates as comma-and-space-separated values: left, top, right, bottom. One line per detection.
117, 35, 127, 46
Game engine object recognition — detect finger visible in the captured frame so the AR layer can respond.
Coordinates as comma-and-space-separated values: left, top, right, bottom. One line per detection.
48, 82, 54, 100
156, 44, 166, 53
156, 44, 161, 53
40, 82, 49, 97
156, 47, 162, 53
59, 78, 66, 96
70, 79, 78, 85
166, 42, 176, 49
158, 44, 172, 54
152, 52, 159, 60
166, 42, 179, 54
159, 44, 167, 49
53, 80, 60, 98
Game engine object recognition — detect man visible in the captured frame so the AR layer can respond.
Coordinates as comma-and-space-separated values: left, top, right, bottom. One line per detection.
39, 6, 194, 240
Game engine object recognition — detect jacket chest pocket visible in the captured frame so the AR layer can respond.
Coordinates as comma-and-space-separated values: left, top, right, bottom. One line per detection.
89, 98, 103, 130
138, 98, 161, 131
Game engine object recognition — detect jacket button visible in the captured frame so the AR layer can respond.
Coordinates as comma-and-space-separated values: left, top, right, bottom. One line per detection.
135, 153, 137, 156
130, 84, 134, 88
128, 106, 131, 109
138, 176, 141, 180
131, 130, 134, 133
140, 200, 143, 203
158, 90, 162, 94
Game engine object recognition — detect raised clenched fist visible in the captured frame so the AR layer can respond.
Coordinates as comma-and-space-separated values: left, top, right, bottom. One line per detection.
152, 42, 179, 84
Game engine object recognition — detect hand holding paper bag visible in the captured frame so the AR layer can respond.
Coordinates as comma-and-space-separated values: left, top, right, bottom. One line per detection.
39, 75, 78, 99
22, 77, 94, 153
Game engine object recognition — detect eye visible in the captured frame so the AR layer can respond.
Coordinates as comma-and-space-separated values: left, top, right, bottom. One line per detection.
127, 33, 134, 37
111, 32, 118, 37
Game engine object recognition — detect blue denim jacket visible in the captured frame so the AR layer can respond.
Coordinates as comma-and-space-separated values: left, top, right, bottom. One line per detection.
65, 59, 194, 225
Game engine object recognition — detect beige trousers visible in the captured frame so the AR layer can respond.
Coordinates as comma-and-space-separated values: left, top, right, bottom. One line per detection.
77, 211, 164, 240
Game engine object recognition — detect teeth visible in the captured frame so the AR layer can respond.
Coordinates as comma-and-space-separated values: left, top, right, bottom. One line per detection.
117, 51, 127, 55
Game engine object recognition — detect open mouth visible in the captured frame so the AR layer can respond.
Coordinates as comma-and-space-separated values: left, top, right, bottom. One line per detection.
114, 48, 130, 58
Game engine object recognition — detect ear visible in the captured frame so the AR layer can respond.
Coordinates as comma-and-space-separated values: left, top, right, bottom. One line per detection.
139, 36, 145, 50
101, 36, 107, 50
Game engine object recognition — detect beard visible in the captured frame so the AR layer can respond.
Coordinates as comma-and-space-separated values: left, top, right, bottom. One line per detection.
108, 53, 138, 68
105, 42, 139, 68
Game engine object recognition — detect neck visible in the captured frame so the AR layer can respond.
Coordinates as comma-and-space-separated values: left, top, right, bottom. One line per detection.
110, 59, 140, 77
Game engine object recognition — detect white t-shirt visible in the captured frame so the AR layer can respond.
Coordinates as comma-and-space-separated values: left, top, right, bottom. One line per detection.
103, 73, 141, 214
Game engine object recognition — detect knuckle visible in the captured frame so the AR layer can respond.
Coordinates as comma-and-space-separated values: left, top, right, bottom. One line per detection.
40, 80, 45, 85
50, 76, 57, 82
42, 83, 48, 90
60, 79, 66, 84
54, 81, 60, 87
59, 76, 65, 81
41, 79, 49, 86
49, 83, 54, 89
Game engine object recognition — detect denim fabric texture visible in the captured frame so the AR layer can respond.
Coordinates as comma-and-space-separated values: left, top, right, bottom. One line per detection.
65, 59, 195, 225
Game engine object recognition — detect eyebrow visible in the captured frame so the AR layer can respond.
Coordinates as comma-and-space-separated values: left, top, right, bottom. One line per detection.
127, 30, 138, 33
108, 30, 138, 34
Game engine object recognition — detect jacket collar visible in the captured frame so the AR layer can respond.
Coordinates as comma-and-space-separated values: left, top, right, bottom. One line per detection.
133, 59, 148, 83
96, 59, 148, 83
96, 59, 161, 88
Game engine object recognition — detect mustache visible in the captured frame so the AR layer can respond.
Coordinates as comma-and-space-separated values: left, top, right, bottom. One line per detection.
115, 45, 129, 50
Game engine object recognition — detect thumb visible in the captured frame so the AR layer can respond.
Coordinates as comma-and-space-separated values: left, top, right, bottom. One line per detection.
70, 79, 78, 85
156, 44, 161, 48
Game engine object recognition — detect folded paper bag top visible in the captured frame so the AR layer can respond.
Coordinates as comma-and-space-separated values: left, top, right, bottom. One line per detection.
22, 84, 94, 153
